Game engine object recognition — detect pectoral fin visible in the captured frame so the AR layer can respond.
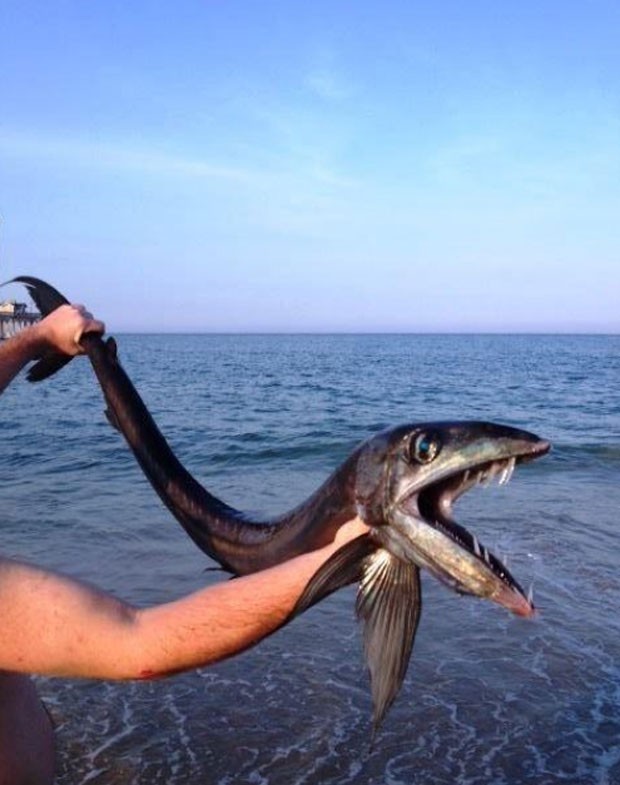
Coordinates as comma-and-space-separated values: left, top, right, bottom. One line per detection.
356, 553, 422, 736
291, 534, 377, 617
290, 535, 422, 735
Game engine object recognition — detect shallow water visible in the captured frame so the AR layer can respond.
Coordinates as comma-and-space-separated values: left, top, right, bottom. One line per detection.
1, 333, 619, 784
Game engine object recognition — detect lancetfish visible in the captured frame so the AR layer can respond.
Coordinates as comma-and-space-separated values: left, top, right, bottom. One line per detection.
12, 276, 550, 731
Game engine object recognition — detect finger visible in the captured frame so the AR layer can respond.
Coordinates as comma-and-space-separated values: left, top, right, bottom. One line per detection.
74, 319, 105, 347
73, 306, 95, 321
73, 327, 86, 351
84, 318, 105, 335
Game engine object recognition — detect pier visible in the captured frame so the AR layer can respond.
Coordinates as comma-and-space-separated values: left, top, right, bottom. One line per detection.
0, 301, 40, 340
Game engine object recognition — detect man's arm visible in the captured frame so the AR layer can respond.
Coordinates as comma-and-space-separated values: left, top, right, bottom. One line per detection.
0, 304, 369, 678
0, 517, 367, 680
0, 305, 105, 394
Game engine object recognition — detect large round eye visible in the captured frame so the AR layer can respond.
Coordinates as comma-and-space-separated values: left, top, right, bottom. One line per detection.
409, 431, 441, 464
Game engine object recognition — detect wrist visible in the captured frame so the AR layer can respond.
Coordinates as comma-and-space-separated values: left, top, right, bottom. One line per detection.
25, 320, 50, 357
7, 322, 47, 363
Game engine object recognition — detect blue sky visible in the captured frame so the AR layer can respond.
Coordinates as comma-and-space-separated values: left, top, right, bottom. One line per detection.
1, 1, 618, 331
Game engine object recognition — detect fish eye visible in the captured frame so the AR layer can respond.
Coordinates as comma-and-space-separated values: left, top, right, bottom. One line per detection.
409, 431, 441, 464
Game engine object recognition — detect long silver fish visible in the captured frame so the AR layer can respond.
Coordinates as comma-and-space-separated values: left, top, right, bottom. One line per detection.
13, 276, 550, 731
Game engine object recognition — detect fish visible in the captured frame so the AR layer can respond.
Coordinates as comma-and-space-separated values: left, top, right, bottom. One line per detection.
11, 276, 550, 732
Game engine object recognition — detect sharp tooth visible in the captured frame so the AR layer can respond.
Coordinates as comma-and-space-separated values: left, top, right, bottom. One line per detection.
483, 546, 491, 565
527, 583, 534, 605
480, 463, 501, 487
472, 535, 481, 557
464, 469, 471, 483
499, 457, 516, 486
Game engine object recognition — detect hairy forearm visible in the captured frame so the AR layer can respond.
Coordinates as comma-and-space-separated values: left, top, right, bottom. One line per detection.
0, 304, 104, 394
131, 542, 343, 678
0, 325, 44, 393
0, 524, 363, 680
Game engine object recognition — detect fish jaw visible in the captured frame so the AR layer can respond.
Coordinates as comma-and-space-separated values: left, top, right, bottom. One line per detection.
357, 421, 550, 617
378, 508, 536, 618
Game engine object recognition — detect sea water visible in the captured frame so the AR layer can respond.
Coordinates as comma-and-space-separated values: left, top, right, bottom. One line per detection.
1, 333, 619, 785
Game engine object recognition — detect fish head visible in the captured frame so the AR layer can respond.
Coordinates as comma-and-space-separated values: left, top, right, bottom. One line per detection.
354, 421, 550, 618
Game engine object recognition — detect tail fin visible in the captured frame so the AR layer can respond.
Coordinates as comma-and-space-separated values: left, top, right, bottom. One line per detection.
6, 276, 73, 382
10, 276, 70, 315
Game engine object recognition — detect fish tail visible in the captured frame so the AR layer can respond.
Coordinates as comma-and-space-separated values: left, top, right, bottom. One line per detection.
8, 276, 74, 382
10, 276, 70, 316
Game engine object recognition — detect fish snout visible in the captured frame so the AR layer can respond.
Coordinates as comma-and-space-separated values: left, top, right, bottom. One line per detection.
491, 582, 536, 618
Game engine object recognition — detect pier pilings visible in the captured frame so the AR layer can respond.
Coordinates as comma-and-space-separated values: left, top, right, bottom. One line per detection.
0, 312, 40, 340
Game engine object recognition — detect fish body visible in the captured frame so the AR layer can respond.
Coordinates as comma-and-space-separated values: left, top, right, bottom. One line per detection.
13, 276, 550, 731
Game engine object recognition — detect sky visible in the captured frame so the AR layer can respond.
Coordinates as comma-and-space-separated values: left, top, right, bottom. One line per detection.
0, 1, 618, 332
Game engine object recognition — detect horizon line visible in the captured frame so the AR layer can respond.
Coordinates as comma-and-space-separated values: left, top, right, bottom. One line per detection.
107, 329, 620, 336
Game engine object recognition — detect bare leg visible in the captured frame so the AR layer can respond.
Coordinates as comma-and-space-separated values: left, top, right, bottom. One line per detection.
0, 671, 55, 785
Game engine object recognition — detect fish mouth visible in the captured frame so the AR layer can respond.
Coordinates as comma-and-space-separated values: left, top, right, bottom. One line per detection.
398, 442, 549, 617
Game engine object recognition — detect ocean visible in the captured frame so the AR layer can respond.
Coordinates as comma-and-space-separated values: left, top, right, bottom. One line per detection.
1, 333, 619, 785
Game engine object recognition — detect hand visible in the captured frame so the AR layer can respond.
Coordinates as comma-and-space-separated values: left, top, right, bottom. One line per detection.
332, 516, 369, 547
34, 304, 105, 356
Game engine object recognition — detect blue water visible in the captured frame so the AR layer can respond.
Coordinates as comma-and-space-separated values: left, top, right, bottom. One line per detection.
1, 333, 619, 784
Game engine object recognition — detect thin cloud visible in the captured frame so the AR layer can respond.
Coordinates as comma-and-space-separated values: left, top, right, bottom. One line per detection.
0, 127, 359, 193
305, 46, 353, 102
306, 68, 351, 101
0, 129, 267, 184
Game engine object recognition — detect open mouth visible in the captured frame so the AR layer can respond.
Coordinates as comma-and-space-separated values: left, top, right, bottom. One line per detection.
410, 446, 549, 616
